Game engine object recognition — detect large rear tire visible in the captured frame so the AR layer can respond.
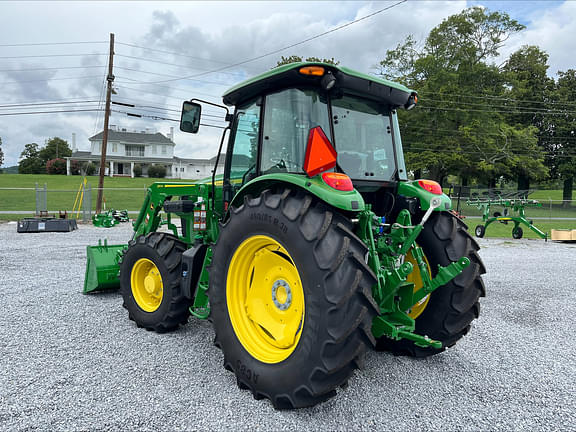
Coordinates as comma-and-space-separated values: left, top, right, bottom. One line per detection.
209, 189, 378, 409
120, 232, 190, 333
376, 212, 486, 357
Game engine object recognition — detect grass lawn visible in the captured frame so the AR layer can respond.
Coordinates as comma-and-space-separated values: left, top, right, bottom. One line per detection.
1, 174, 575, 240
0, 174, 191, 212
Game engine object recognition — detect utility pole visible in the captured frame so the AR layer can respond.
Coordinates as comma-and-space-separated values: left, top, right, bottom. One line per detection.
96, 32, 115, 214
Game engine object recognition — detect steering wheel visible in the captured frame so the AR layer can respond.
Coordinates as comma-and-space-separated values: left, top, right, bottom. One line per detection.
270, 158, 300, 171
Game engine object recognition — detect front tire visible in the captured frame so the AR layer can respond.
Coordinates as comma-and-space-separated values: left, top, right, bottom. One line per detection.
209, 189, 378, 409
376, 212, 486, 357
120, 232, 190, 333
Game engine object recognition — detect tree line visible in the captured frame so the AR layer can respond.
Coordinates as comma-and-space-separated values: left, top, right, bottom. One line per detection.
17, 138, 74, 175
279, 7, 575, 203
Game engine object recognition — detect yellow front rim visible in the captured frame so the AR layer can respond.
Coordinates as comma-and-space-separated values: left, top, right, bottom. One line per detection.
227, 235, 305, 364
405, 249, 432, 319
131, 258, 163, 312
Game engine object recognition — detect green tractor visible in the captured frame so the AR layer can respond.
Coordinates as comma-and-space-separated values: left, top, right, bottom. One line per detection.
84, 62, 485, 409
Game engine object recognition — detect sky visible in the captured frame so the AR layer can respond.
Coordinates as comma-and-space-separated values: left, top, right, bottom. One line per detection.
0, 0, 574, 168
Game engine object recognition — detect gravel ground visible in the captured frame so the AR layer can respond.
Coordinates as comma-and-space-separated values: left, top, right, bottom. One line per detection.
0, 221, 574, 431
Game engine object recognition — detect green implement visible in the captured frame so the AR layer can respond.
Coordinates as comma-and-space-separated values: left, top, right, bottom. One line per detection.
467, 189, 547, 240
84, 239, 125, 293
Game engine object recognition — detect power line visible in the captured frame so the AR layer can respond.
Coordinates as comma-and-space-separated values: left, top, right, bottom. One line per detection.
0, 65, 106, 73
402, 124, 576, 139
116, 54, 248, 79
420, 98, 576, 114
114, 66, 231, 86
0, 96, 101, 106
0, 41, 107, 47
113, 79, 222, 100
142, 0, 407, 84
111, 100, 225, 120
111, 109, 226, 129
418, 105, 576, 116
0, 100, 100, 108
116, 42, 236, 66
0, 109, 102, 116
418, 90, 576, 108
0, 53, 106, 59
114, 84, 221, 103
0, 75, 102, 85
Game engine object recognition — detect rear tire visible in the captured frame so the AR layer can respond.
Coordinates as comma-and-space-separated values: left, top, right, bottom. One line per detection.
376, 212, 486, 357
209, 189, 378, 409
120, 232, 190, 333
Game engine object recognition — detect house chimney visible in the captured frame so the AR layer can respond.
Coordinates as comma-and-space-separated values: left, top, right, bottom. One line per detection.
169, 127, 174, 141
72, 133, 77, 151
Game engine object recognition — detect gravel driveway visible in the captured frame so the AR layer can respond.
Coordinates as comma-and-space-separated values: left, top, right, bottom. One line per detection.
0, 222, 574, 431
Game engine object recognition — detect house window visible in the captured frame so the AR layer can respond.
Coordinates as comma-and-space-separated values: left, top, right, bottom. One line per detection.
181, 167, 184, 172
161, 145, 167, 155
152, 145, 156, 154
112, 143, 117, 153
125, 145, 145, 157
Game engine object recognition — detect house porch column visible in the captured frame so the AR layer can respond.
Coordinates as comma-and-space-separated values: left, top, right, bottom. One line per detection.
131, 162, 135, 178
109, 160, 114, 177
66, 158, 71, 176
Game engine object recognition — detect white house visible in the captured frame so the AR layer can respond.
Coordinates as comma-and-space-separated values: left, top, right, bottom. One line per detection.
67, 126, 224, 179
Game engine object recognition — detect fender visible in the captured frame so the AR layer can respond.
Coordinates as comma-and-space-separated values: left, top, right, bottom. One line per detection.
398, 180, 452, 211
230, 173, 365, 212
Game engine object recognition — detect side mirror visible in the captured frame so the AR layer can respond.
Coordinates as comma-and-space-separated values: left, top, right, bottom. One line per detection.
180, 101, 202, 133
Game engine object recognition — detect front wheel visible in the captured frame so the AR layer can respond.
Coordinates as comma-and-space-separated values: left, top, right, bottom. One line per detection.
512, 226, 523, 239
376, 212, 486, 357
120, 232, 190, 333
209, 189, 378, 409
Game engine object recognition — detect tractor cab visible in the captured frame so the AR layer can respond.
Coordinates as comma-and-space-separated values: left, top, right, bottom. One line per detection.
181, 62, 419, 215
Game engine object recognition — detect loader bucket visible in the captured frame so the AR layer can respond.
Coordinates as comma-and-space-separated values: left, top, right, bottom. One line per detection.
83, 239, 126, 293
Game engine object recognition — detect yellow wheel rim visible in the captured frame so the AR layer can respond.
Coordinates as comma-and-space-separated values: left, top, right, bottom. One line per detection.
406, 249, 432, 319
131, 258, 163, 312
227, 235, 305, 364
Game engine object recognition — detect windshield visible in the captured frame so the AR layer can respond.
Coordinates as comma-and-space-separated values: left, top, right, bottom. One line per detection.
332, 95, 395, 181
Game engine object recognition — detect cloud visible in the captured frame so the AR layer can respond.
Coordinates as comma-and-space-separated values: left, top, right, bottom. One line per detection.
501, 1, 576, 75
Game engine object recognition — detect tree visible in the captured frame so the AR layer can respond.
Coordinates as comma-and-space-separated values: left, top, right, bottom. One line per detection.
0, 137, 4, 168
147, 165, 166, 178
502, 45, 555, 190
133, 164, 142, 177
275, 55, 340, 68
39, 137, 72, 165
18, 143, 44, 174
377, 7, 545, 187
46, 158, 67, 175
553, 69, 576, 206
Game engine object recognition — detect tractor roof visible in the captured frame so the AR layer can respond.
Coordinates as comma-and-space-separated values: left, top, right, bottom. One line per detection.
222, 62, 415, 108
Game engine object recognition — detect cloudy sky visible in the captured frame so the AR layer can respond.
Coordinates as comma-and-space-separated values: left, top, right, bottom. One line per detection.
0, 0, 573, 167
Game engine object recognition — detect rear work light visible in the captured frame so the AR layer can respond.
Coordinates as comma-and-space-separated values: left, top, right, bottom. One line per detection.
299, 66, 325, 76
417, 179, 443, 195
322, 172, 354, 191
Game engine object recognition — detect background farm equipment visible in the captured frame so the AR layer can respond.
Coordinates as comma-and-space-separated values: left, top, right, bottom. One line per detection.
84, 62, 485, 409
92, 209, 129, 228
467, 190, 547, 240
